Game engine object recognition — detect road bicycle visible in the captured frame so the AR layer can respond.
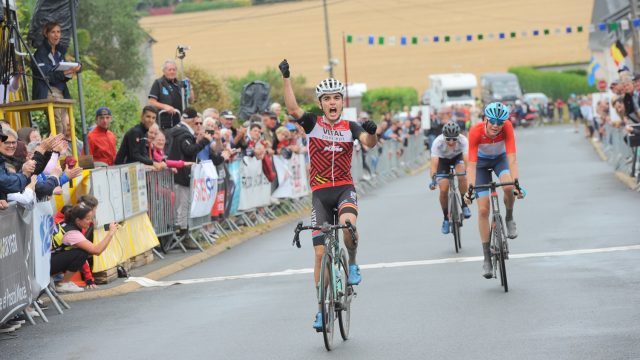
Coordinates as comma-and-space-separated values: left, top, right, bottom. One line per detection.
468, 179, 523, 292
293, 216, 356, 351
444, 165, 465, 253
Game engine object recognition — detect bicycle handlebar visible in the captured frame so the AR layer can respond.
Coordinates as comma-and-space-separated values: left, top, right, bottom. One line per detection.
465, 179, 523, 204
292, 220, 357, 248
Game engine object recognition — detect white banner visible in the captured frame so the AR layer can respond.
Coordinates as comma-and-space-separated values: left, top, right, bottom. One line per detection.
189, 160, 218, 218
238, 157, 272, 210
272, 153, 310, 199
32, 201, 53, 291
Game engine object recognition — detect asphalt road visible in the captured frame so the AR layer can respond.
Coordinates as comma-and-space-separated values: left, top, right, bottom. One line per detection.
3, 125, 640, 360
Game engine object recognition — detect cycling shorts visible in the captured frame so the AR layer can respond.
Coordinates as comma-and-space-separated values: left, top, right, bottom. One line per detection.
310, 185, 358, 246
435, 153, 464, 180
475, 153, 510, 197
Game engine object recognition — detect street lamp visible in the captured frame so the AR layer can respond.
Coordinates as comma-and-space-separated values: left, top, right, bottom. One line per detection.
322, 0, 334, 78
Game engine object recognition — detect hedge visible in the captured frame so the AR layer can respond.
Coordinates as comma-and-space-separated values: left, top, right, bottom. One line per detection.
361, 87, 418, 119
508, 66, 597, 100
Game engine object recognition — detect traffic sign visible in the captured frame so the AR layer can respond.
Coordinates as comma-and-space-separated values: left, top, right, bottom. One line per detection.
597, 79, 607, 91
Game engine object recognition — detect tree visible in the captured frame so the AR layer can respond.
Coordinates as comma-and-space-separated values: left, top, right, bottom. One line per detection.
77, 0, 145, 87
184, 65, 232, 113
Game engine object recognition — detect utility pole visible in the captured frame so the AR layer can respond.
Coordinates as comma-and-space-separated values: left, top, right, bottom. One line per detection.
322, 0, 334, 78
630, 0, 640, 71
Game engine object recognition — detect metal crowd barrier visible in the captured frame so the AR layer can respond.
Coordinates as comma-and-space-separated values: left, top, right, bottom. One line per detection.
601, 123, 640, 187
145, 168, 177, 258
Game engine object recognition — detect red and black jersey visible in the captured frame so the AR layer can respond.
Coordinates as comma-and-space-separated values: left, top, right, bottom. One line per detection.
296, 112, 364, 191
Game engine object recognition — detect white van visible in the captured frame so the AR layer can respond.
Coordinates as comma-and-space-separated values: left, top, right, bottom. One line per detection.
425, 73, 477, 110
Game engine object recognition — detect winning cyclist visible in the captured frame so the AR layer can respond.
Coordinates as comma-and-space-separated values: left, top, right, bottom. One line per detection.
429, 121, 471, 234
463, 102, 524, 278
279, 59, 379, 331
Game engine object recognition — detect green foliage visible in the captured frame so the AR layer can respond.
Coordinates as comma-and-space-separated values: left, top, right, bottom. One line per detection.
562, 69, 587, 77
63, 70, 140, 146
174, 0, 250, 14
184, 65, 232, 113
361, 87, 418, 119
77, 0, 146, 87
226, 67, 314, 112
509, 66, 597, 100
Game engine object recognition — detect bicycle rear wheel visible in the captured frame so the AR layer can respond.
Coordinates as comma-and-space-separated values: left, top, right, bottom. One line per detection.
494, 218, 508, 292
450, 193, 460, 253
319, 253, 335, 350
337, 249, 351, 340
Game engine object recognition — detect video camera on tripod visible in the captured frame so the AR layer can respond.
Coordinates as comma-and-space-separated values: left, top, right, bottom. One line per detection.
176, 44, 190, 60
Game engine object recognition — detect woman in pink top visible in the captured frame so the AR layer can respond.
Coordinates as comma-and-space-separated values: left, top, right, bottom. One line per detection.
50, 202, 120, 293
151, 130, 193, 170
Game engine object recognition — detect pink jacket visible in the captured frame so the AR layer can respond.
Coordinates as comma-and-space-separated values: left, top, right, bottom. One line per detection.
151, 146, 186, 169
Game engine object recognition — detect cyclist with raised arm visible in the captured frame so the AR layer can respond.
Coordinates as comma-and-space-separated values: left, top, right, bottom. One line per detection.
279, 59, 380, 331
429, 121, 471, 234
463, 102, 524, 278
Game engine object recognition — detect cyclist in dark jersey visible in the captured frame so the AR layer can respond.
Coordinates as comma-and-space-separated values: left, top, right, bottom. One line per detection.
279, 59, 380, 331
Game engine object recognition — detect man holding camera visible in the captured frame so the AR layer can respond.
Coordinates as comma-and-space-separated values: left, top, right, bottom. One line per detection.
167, 107, 212, 233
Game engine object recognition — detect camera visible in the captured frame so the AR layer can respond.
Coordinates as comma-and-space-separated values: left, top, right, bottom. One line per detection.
176, 44, 191, 59
103, 221, 124, 231
205, 129, 215, 135
281, 147, 293, 160
245, 148, 255, 157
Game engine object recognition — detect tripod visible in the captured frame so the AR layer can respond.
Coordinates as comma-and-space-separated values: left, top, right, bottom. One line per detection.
0, 0, 52, 104
176, 44, 190, 110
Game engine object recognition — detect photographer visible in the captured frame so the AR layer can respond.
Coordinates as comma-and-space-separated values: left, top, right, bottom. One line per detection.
197, 117, 231, 165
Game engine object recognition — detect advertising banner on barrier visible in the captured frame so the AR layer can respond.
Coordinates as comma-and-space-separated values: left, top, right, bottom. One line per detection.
211, 164, 226, 218
238, 156, 272, 210
272, 153, 310, 198
189, 160, 218, 218
226, 160, 242, 216
0, 205, 32, 323
32, 201, 54, 292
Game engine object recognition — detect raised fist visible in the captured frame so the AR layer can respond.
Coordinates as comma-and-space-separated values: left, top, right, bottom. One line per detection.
279, 59, 290, 78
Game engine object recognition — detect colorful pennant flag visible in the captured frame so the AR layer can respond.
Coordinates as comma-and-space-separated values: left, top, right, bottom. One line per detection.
587, 56, 600, 86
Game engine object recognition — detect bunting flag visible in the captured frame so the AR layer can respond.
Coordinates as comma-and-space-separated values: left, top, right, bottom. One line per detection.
343, 20, 640, 47
587, 56, 600, 86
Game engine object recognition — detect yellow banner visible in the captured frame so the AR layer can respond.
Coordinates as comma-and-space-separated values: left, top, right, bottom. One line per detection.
92, 213, 160, 272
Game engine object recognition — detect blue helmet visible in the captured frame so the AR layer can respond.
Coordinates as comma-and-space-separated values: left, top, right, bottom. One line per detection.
484, 102, 510, 121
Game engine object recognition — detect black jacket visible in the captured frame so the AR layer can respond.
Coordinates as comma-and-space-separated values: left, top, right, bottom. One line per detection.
167, 123, 209, 186
31, 41, 72, 100
115, 123, 153, 165
0, 155, 29, 200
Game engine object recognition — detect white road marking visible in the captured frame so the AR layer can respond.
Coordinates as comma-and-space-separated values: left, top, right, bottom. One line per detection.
126, 244, 640, 287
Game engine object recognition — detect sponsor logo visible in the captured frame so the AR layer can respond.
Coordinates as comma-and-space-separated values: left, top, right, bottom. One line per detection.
323, 145, 344, 152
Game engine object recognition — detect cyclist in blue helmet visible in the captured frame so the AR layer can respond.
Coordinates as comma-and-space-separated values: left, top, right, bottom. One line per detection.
464, 102, 525, 279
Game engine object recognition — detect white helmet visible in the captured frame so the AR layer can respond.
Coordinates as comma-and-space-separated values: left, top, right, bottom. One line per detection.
315, 78, 346, 100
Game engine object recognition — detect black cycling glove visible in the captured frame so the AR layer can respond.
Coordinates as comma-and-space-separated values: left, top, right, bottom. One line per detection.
362, 120, 377, 135
279, 59, 290, 78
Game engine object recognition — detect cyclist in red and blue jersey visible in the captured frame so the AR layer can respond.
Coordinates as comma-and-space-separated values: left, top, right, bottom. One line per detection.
464, 102, 524, 279
279, 59, 380, 331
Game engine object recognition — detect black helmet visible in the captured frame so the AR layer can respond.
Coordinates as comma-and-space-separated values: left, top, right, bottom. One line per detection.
442, 121, 460, 138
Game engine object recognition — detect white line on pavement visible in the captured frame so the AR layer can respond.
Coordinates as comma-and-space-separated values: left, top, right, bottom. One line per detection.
126, 244, 640, 287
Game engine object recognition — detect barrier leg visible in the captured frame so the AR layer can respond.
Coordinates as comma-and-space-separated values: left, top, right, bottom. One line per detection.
215, 222, 229, 237
44, 287, 64, 314
23, 308, 36, 325
152, 248, 165, 260
32, 302, 48, 323
187, 233, 205, 252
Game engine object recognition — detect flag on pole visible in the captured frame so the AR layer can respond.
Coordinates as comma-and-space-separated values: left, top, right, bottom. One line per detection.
611, 40, 628, 67
587, 56, 600, 86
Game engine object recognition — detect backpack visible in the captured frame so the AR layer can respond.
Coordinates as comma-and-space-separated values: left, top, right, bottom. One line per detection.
51, 222, 72, 254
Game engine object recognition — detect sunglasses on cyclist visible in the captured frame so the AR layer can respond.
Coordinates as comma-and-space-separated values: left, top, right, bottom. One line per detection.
487, 118, 506, 126
445, 137, 458, 142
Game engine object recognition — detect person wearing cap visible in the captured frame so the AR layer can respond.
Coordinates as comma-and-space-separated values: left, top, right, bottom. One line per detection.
115, 106, 165, 170
87, 107, 117, 166
261, 110, 280, 153
166, 107, 212, 234
219, 110, 245, 147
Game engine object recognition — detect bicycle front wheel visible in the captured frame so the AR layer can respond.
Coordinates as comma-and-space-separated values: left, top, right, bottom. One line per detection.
319, 253, 335, 350
494, 217, 508, 292
337, 249, 351, 340
450, 193, 461, 253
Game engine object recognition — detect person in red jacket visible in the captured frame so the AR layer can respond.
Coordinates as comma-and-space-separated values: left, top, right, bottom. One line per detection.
87, 107, 117, 166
